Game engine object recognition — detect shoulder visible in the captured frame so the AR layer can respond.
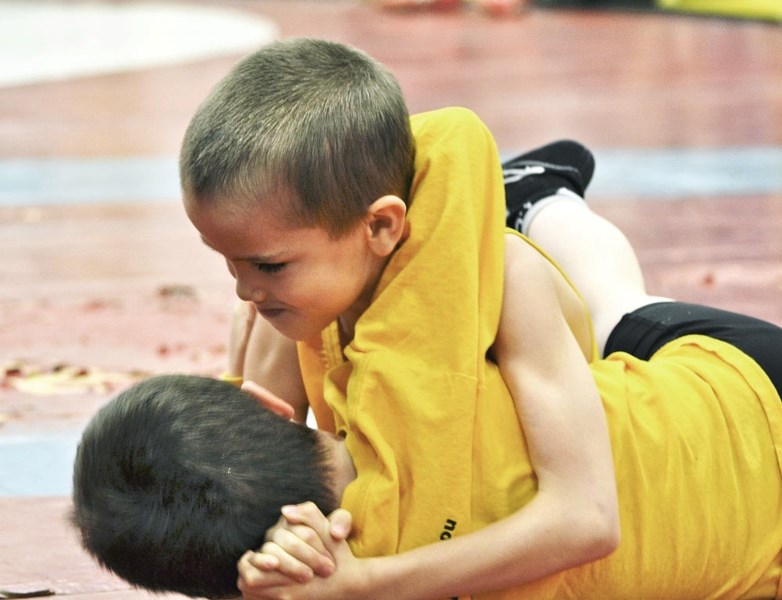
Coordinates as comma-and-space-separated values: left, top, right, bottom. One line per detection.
504, 231, 583, 301
503, 231, 594, 359
504, 232, 555, 284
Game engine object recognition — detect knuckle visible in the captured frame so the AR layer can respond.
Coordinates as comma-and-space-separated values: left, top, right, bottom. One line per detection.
272, 527, 290, 543
294, 526, 317, 544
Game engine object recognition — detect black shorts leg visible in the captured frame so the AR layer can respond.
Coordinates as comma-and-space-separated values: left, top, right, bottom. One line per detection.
604, 301, 782, 395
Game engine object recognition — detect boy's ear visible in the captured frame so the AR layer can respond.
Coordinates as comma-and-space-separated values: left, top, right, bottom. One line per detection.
364, 195, 408, 257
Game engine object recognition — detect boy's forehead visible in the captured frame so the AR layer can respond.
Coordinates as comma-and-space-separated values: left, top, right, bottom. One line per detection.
188, 195, 288, 243
198, 234, 287, 264
187, 186, 305, 228
192, 206, 342, 265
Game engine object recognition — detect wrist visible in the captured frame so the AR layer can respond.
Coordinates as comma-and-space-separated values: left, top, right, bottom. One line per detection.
356, 556, 413, 600
219, 372, 244, 387
356, 557, 384, 600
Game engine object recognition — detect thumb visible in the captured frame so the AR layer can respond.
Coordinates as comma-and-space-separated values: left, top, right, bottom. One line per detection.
328, 508, 353, 541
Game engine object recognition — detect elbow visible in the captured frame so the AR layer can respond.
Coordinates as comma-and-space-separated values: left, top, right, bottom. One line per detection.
588, 509, 621, 561
558, 498, 620, 567
576, 501, 621, 563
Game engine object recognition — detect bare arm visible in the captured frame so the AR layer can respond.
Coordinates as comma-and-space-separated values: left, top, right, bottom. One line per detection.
491, 233, 620, 572
351, 234, 619, 598
240, 234, 619, 599
228, 300, 310, 423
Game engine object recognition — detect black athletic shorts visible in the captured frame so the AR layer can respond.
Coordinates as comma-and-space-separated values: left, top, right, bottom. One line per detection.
604, 301, 782, 396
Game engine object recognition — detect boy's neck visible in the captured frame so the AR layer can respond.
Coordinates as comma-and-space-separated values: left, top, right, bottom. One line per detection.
337, 315, 356, 347
337, 249, 399, 346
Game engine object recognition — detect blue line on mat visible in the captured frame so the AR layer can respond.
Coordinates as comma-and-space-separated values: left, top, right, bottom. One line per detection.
1, 147, 782, 207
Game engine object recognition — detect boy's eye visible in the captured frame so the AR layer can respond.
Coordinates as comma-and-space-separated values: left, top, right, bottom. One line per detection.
254, 262, 286, 274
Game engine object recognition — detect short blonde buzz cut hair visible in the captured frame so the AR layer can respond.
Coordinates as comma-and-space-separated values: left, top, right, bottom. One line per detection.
179, 37, 415, 237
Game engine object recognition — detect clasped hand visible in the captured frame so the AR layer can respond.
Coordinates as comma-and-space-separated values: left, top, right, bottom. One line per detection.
237, 502, 367, 600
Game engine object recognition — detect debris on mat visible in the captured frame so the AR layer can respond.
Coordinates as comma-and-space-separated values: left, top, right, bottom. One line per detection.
0, 590, 56, 599
1, 361, 146, 396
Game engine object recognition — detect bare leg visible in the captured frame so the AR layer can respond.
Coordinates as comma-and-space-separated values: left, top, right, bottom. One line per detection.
525, 200, 671, 357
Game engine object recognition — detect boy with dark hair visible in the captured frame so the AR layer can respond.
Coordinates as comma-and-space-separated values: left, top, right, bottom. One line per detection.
71, 374, 338, 599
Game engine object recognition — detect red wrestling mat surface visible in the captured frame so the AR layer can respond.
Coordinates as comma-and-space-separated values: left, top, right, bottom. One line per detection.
0, 497, 187, 599
1, 2, 779, 598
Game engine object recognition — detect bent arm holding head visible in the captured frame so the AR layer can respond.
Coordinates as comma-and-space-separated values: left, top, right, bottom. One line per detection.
228, 300, 309, 423
238, 232, 619, 599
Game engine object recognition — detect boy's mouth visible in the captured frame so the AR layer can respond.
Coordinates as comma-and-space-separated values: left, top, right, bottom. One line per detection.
257, 306, 285, 319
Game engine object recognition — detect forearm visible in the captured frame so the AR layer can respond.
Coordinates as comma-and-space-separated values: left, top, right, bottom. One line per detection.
227, 300, 257, 377
362, 490, 616, 600
230, 308, 309, 423
244, 323, 309, 422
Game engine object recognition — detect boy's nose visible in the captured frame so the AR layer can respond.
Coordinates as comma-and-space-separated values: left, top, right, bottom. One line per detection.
235, 277, 266, 304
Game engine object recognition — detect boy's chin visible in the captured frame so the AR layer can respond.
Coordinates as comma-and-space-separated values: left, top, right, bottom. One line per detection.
263, 315, 326, 342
